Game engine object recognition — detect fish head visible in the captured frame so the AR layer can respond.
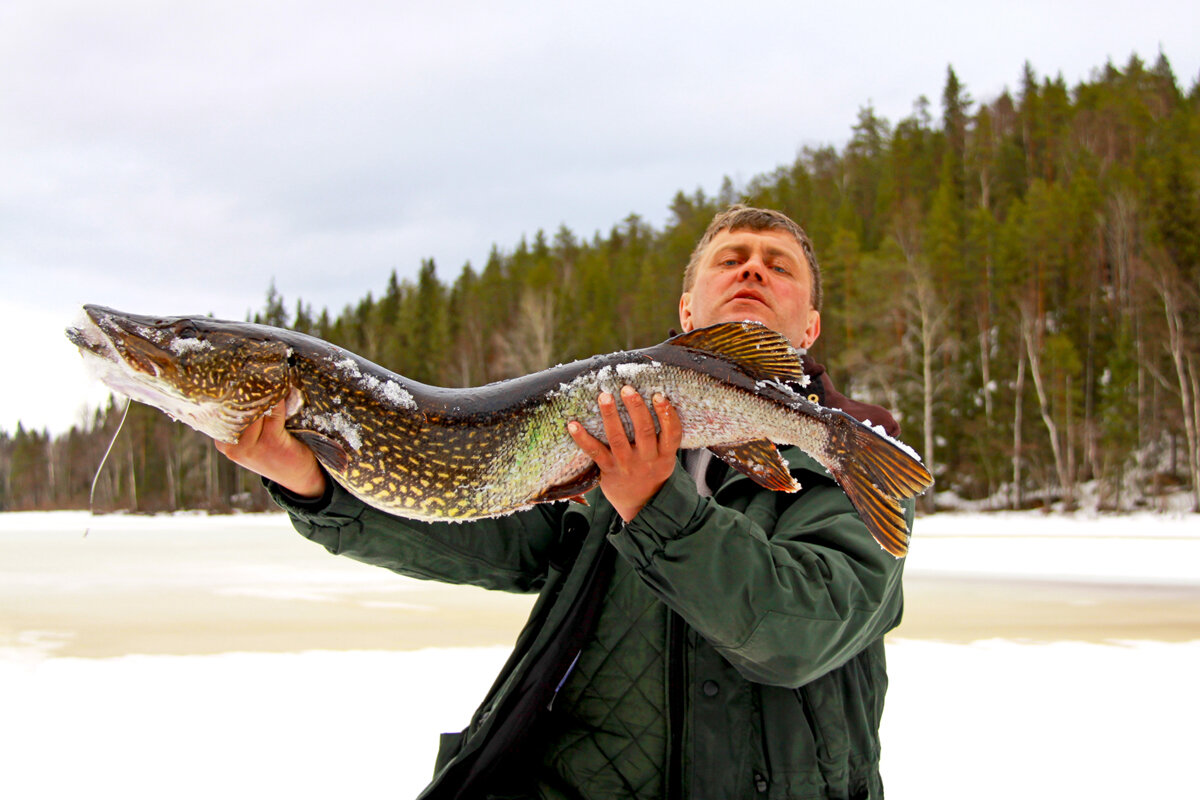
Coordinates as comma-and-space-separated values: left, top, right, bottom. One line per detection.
66, 305, 294, 443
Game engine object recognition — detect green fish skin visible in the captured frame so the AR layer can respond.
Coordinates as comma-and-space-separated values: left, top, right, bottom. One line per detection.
67, 306, 932, 556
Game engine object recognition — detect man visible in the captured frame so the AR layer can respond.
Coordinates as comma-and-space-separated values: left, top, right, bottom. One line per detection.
218, 205, 912, 799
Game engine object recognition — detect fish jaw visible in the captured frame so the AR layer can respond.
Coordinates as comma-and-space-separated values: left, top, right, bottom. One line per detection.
66, 306, 289, 443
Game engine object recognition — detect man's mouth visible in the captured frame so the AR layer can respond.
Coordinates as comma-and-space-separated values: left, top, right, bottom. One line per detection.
730, 290, 769, 306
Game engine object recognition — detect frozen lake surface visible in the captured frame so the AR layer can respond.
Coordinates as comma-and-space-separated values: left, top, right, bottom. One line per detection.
2, 510, 1197, 798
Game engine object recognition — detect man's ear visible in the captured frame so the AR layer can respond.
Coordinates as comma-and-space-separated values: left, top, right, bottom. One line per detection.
799, 309, 821, 349
678, 292, 694, 332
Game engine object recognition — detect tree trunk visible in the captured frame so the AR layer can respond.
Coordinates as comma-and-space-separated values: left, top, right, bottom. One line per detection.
1156, 276, 1200, 511
1012, 349, 1026, 510
1020, 304, 1073, 506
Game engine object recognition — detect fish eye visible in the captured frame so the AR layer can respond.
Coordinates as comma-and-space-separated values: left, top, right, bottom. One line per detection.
174, 321, 199, 338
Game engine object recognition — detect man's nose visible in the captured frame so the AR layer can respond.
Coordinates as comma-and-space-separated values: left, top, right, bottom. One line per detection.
739, 260, 766, 282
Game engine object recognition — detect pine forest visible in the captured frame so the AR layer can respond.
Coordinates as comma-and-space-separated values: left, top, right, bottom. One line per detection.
3, 54, 1198, 516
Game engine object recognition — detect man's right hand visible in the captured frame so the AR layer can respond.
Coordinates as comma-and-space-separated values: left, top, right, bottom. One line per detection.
214, 400, 327, 500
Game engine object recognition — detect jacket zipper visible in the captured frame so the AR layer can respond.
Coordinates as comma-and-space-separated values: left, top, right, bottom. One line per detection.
666, 610, 686, 800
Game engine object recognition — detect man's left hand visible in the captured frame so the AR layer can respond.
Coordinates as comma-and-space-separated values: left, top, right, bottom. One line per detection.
567, 386, 683, 522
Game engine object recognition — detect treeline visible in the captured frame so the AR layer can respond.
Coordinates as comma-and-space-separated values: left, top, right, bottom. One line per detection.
3, 53, 1198, 514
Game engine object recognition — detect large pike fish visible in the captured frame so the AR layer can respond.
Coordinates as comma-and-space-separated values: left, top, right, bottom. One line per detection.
67, 305, 931, 556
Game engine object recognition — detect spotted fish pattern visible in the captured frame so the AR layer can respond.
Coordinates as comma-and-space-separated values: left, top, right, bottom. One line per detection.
67, 306, 932, 556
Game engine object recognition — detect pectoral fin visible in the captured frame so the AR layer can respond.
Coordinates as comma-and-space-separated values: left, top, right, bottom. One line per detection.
532, 463, 602, 505
292, 430, 351, 473
708, 439, 800, 493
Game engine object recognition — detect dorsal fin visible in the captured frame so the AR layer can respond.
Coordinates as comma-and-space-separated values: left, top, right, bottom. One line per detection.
666, 321, 806, 384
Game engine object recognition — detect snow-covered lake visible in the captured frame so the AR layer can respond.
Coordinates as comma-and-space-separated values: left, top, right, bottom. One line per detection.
2, 510, 1197, 798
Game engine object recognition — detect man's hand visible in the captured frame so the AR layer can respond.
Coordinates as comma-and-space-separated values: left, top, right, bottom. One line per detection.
567, 386, 683, 522
214, 400, 327, 499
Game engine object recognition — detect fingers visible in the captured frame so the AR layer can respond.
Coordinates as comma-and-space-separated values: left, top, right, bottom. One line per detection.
568, 386, 678, 458
215, 417, 260, 458
619, 386, 661, 459
599, 389, 634, 459
567, 419, 612, 470
653, 392, 683, 452
262, 398, 289, 436
212, 398, 326, 498
215, 398, 283, 456
567, 386, 681, 522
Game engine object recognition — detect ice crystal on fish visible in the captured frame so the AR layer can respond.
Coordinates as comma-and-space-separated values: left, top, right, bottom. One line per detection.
862, 419, 921, 461
332, 356, 361, 377
311, 411, 363, 451
382, 380, 416, 410
169, 338, 213, 356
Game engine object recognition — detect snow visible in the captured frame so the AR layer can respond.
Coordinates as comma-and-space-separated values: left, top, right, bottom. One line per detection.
2, 510, 1197, 798
331, 355, 361, 377
167, 337, 213, 356
0, 647, 506, 800
615, 361, 655, 382
309, 410, 363, 451
3, 640, 1195, 798
906, 511, 1200, 584
382, 379, 417, 410
861, 417, 922, 461
880, 639, 1199, 798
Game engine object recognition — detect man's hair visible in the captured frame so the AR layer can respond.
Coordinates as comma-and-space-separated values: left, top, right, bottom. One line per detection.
682, 204, 822, 311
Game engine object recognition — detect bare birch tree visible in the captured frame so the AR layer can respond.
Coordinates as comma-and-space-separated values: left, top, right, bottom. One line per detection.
903, 263, 953, 511
1148, 259, 1200, 510
1018, 299, 1074, 506
493, 287, 559, 377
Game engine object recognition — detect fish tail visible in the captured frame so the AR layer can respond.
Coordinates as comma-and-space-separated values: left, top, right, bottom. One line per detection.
826, 419, 934, 558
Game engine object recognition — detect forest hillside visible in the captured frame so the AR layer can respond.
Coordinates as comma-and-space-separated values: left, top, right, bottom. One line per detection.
3, 53, 1197, 515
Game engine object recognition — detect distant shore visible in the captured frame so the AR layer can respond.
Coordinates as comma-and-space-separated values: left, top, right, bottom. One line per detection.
3, 511, 1198, 659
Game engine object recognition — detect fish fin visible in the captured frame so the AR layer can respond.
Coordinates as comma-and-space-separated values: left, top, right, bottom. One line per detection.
825, 416, 935, 558
532, 463, 601, 505
292, 430, 351, 474
709, 439, 801, 493
667, 321, 806, 384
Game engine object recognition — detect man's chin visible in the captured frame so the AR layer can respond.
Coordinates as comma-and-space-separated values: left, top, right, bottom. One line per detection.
718, 307, 773, 329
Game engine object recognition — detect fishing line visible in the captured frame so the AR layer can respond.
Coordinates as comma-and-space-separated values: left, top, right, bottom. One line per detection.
85, 397, 132, 537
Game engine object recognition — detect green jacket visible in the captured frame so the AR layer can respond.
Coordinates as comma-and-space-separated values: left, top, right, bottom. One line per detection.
270, 444, 912, 800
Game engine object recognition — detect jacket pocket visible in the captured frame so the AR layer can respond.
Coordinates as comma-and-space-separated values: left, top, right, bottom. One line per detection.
758, 652, 884, 797
794, 684, 845, 767
758, 683, 822, 777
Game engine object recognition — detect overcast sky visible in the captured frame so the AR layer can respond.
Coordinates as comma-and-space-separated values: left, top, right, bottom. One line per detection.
3, 0, 1197, 436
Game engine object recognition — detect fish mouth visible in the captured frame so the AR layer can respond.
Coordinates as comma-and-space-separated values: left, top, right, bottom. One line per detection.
65, 305, 190, 408
65, 317, 110, 359
67, 305, 180, 377
66, 305, 254, 443
67, 304, 302, 445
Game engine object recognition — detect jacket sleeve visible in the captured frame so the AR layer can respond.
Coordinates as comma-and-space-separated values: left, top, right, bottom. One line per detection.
267, 477, 562, 594
608, 456, 912, 688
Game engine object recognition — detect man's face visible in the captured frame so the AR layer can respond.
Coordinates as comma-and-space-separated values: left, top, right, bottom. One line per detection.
679, 228, 821, 349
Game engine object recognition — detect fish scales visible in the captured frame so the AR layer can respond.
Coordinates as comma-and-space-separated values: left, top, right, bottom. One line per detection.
67, 306, 932, 556
506, 363, 828, 500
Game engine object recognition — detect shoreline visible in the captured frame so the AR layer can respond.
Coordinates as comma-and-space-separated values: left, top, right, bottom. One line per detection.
4, 511, 1198, 659
6, 572, 1199, 660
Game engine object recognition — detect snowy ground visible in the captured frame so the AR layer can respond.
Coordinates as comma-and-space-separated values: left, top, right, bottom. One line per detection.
2, 510, 1198, 798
